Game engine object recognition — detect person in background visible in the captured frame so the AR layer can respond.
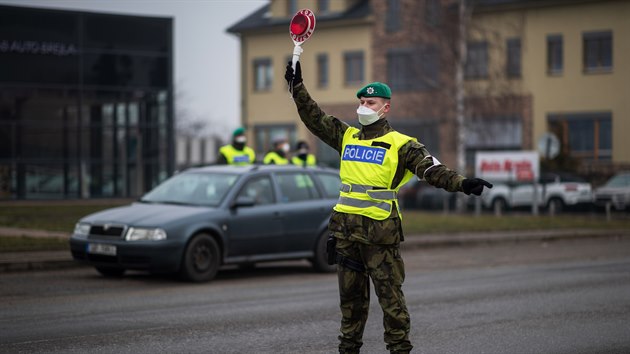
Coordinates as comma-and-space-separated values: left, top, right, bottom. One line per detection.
217, 127, 256, 165
291, 140, 317, 167
263, 138, 290, 165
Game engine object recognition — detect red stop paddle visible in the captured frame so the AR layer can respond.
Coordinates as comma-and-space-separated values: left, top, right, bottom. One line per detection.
289, 9, 316, 72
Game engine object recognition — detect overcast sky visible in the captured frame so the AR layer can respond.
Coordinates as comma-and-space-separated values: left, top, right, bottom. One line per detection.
0, 0, 267, 136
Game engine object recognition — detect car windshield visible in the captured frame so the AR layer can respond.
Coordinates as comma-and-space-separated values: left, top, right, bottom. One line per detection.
557, 173, 586, 183
140, 172, 240, 207
539, 172, 586, 183
604, 174, 630, 188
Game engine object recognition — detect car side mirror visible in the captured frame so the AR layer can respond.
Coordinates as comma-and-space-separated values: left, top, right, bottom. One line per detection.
231, 196, 256, 209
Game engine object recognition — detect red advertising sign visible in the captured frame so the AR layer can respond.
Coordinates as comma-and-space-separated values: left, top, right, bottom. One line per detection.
475, 151, 540, 182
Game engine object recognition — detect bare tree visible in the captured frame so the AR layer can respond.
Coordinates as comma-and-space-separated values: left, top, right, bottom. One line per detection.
175, 86, 210, 139
454, 0, 471, 211
455, 0, 529, 166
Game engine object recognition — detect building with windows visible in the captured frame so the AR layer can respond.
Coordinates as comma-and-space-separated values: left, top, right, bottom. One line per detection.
228, 0, 628, 178
227, 0, 372, 167
468, 0, 629, 181
0, 5, 174, 199
175, 134, 221, 172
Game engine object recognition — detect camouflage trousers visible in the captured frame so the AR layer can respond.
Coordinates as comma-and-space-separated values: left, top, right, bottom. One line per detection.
336, 238, 413, 354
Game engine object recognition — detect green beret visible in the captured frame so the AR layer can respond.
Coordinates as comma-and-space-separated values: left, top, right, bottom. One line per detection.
356, 82, 391, 99
233, 127, 245, 136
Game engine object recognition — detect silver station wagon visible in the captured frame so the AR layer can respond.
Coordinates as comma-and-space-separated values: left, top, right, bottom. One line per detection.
69, 164, 341, 282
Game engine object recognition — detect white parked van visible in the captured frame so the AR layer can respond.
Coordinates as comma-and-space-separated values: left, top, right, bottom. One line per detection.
479, 172, 593, 213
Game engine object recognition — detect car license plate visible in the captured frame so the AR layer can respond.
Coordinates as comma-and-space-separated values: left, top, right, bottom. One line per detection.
87, 243, 117, 256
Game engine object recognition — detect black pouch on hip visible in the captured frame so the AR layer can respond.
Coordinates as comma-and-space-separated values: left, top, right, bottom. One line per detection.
326, 234, 337, 265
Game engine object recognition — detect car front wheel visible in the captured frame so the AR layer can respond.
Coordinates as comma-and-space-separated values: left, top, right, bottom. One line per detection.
491, 197, 508, 214
179, 233, 221, 282
547, 197, 565, 213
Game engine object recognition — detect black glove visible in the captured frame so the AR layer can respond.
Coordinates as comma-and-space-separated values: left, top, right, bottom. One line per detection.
462, 178, 493, 196
285, 61, 303, 88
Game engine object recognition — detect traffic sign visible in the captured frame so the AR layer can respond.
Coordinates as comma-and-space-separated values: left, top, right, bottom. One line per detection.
537, 132, 560, 159
289, 9, 316, 44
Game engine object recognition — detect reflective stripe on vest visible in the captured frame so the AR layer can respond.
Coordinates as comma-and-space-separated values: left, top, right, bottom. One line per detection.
263, 151, 289, 165
340, 183, 397, 200
337, 196, 391, 213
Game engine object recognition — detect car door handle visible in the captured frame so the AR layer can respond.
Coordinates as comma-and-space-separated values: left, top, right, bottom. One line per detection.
272, 211, 283, 219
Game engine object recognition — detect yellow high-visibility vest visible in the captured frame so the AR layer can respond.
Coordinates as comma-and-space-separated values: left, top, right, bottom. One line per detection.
291, 154, 317, 167
334, 127, 416, 220
219, 145, 255, 165
263, 151, 289, 165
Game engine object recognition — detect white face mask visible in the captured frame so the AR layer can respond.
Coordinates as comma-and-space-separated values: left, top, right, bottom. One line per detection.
356, 104, 386, 126
234, 136, 247, 144
281, 143, 290, 153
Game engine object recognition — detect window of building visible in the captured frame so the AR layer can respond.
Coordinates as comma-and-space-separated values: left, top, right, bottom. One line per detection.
547, 34, 563, 75
344, 51, 364, 86
317, 0, 330, 14
0, 6, 173, 200
388, 50, 409, 89
583, 31, 612, 73
465, 41, 488, 79
425, 0, 441, 27
386, 0, 401, 32
317, 53, 328, 88
466, 117, 522, 149
394, 121, 441, 156
287, 0, 298, 16
465, 116, 523, 169
387, 46, 439, 90
548, 113, 612, 161
253, 58, 272, 91
506, 38, 521, 78
83, 14, 172, 53
82, 53, 168, 88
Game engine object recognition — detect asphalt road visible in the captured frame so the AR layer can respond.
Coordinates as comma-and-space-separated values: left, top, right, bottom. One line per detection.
1, 236, 629, 354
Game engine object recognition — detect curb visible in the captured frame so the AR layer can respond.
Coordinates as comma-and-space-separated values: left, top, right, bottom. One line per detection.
401, 229, 630, 250
1, 229, 628, 273
0, 249, 79, 273
0, 254, 80, 273
0, 226, 70, 239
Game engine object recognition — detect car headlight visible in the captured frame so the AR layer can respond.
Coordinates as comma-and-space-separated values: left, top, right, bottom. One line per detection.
125, 227, 167, 241
74, 223, 91, 237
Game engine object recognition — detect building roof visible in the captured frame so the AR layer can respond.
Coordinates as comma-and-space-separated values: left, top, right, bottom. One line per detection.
471, 0, 607, 12
226, 0, 370, 35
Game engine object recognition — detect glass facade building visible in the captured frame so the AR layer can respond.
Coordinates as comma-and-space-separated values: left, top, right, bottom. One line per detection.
0, 5, 174, 199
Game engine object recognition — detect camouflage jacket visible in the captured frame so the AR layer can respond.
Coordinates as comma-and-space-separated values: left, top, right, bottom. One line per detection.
292, 83, 466, 245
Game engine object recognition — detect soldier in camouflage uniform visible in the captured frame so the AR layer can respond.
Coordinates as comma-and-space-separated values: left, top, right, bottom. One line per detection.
285, 61, 492, 354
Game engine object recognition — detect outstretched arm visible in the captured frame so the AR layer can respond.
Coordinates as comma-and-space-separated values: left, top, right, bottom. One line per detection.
401, 141, 492, 195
